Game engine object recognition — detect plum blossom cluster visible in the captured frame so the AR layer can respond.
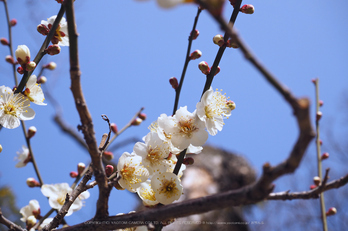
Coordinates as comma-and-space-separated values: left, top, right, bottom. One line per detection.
117, 87, 235, 205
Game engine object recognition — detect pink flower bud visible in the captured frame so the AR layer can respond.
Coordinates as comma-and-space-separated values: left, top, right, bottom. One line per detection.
105, 165, 114, 177
189, 50, 202, 60
77, 162, 86, 175
0, 38, 9, 46
198, 61, 210, 75
311, 78, 317, 84
37, 76, 47, 84
226, 100, 236, 110
5, 55, 15, 64
321, 152, 329, 160
183, 157, 194, 165
240, 4, 254, 14
309, 185, 317, 190
44, 62, 57, 70
46, 44, 61, 55
169, 77, 179, 89
17, 66, 24, 74
138, 113, 147, 121
103, 151, 114, 160
131, 118, 143, 126
70, 171, 78, 178
26, 61, 36, 72
326, 207, 337, 216
26, 178, 40, 188
316, 111, 322, 121
37, 24, 49, 36
214, 66, 221, 76
313, 176, 321, 186
111, 123, 118, 134
319, 100, 324, 107
10, 19, 17, 27
190, 29, 199, 40
213, 34, 224, 46
27, 126, 37, 139
56, 0, 64, 3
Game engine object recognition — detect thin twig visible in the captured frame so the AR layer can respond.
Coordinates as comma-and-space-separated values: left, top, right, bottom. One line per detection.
0, 208, 25, 231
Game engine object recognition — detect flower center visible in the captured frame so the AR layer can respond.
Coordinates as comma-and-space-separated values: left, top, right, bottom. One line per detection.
57, 195, 65, 205
159, 179, 179, 199
178, 119, 197, 137
120, 164, 139, 184
1, 93, 29, 117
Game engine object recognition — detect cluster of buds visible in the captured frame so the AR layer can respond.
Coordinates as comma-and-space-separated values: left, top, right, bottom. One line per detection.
213, 34, 238, 49
131, 113, 147, 126
15, 45, 36, 74
46, 44, 61, 55
70, 162, 86, 178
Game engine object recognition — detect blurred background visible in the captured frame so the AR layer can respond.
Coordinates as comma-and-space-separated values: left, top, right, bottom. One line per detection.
0, 0, 347, 230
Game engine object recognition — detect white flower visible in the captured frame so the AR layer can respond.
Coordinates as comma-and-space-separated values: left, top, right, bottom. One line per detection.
41, 16, 69, 46
0, 86, 35, 129
15, 145, 30, 168
29, 218, 53, 231
15, 45, 30, 65
151, 172, 183, 205
133, 132, 172, 175
196, 87, 233, 136
24, 75, 46, 105
136, 180, 159, 206
157, 106, 208, 150
41, 183, 90, 216
117, 152, 149, 192
20, 200, 40, 222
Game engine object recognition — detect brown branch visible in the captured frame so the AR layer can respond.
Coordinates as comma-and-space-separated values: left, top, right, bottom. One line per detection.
65, 0, 109, 219
268, 172, 348, 200
0, 208, 25, 231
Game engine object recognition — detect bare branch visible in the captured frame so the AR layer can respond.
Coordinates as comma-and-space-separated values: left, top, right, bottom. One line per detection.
0, 208, 25, 231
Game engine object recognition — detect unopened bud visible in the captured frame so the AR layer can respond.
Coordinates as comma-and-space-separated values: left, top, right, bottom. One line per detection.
183, 157, 194, 165
319, 140, 323, 146
111, 123, 118, 134
37, 76, 47, 84
319, 100, 324, 107
240, 4, 254, 14
10, 19, 17, 27
214, 66, 221, 76
103, 151, 114, 160
326, 207, 337, 216
226, 100, 236, 110
37, 24, 49, 36
198, 61, 210, 75
44, 62, 57, 70
321, 152, 329, 160
313, 176, 321, 186
5, 55, 15, 64
226, 39, 238, 48
189, 50, 202, 60
213, 34, 224, 47
131, 118, 143, 126
311, 78, 317, 84
15, 45, 30, 65
46, 44, 61, 55
316, 111, 322, 121
26, 61, 36, 71
169, 77, 179, 89
26, 178, 40, 188
17, 66, 24, 74
26, 215, 37, 229
0, 144, 2, 153
190, 29, 199, 40
0, 38, 9, 46
77, 162, 86, 175
138, 113, 147, 121
309, 185, 317, 190
27, 126, 37, 139
70, 171, 78, 178
105, 165, 114, 177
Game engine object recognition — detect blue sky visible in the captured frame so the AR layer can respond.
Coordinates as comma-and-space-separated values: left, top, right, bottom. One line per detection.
0, 0, 347, 228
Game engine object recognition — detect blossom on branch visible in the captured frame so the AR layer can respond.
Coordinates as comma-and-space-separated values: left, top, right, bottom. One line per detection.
151, 172, 183, 205
41, 183, 90, 216
136, 180, 159, 206
24, 75, 47, 105
38, 16, 69, 46
15, 145, 31, 167
20, 199, 41, 223
0, 86, 35, 129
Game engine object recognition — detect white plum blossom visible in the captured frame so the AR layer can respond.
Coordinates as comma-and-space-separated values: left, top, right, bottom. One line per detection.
24, 75, 46, 105
117, 152, 149, 192
40, 16, 69, 46
41, 183, 90, 216
151, 172, 183, 205
0, 86, 35, 129
20, 200, 40, 223
196, 87, 234, 136
15, 145, 31, 168
133, 132, 172, 175
157, 106, 208, 150
15, 45, 30, 65
136, 180, 159, 206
